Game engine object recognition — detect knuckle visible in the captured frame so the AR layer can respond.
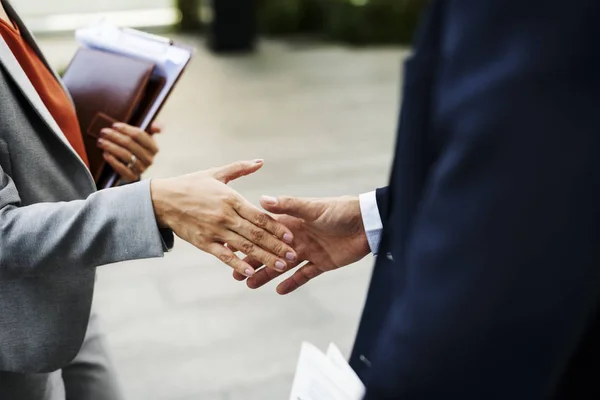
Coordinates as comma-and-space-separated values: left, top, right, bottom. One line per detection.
218, 251, 234, 264
240, 241, 255, 255
214, 212, 229, 226
254, 213, 269, 228
250, 228, 264, 243
301, 267, 318, 280
273, 242, 286, 255
226, 194, 241, 208
122, 136, 133, 147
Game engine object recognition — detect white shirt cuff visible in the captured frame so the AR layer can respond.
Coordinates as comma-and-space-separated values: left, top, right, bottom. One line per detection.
359, 191, 383, 255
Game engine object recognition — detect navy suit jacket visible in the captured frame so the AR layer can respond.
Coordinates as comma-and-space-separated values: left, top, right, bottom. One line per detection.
349, 1, 600, 398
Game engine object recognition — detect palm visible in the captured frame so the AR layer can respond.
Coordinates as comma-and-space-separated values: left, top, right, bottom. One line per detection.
238, 196, 370, 294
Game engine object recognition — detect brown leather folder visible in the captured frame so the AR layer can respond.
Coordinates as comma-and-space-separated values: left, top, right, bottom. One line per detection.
62, 36, 192, 188
62, 47, 166, 187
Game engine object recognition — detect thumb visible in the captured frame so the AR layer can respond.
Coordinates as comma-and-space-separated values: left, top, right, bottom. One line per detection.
213, 159, 264, 183
260, 195, 323, 221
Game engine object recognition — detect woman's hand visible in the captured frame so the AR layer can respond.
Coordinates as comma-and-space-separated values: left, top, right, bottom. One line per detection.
97, 121, 163, 182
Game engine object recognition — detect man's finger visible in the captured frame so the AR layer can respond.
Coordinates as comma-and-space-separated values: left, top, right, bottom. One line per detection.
260, 196, 323, 222
213, 159, 264, 184
276, 263, 324, 295
246, 260, 302, 289
207, 243, 255, 277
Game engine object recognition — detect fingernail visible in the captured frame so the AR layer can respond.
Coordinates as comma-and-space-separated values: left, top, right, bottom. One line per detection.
283, 233, 293, 243
253, 159, 264, 164
261, 195, 277, 205
244, 268, 254, 277
112, 122, 124, 129
275, 260, 286, 271
97, 138, 104, 146
286, 252, 296, 261
100, 128, 109, 136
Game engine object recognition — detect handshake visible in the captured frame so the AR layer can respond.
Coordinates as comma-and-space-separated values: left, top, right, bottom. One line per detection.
149, 159, 371, 292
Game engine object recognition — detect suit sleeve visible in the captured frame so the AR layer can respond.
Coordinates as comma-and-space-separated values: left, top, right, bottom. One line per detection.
375, 186, 389, 224
365, 0, 600, 398
0, 167, 167, 278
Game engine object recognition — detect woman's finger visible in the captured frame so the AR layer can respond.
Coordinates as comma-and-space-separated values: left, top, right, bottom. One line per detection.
233, 218, 296, 264
225, 231, 291, 273
207, 243, 255, 278
100, 127, 155, 165
232, 255, 267, 281
112, 123, 159, 154
234, 201, 295, 246
102, 152, 138, 182
97, 138, 148, 174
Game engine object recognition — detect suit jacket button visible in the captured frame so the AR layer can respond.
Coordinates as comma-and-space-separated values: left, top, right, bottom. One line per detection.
359, 355, 372, 367
386, 252, 394, 261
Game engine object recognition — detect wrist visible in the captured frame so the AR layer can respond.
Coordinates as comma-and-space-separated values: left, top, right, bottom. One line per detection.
150, 179, 171, 229
351, 196, 371, 256
339, 195, 370, 257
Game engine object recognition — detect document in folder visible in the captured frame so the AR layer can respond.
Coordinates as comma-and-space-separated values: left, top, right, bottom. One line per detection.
289, 342, 365, 400
61, 21, 193, 188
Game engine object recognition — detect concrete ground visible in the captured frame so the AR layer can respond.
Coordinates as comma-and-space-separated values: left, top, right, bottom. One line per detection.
39, 34, 407, 400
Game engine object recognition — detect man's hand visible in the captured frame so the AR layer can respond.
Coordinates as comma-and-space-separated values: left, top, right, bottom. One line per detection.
98, 121, 163, 182
232, 195, 371, 294
150, 160, 297, 278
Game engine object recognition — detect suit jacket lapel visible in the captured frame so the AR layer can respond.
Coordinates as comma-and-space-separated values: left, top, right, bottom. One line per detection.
0, 0, 91, 175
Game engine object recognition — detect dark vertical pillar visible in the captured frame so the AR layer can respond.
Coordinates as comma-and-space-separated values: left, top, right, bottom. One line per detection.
205, 0, 257, 53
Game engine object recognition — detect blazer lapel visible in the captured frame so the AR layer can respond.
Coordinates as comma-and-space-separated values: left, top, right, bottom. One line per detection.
0, 1, 93, 179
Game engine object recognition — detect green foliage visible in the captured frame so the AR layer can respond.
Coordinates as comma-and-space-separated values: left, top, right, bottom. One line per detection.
175, 0, 203, 33
257, 0, 324, 35
324, 0, 428, 45
174, 0, 428, 45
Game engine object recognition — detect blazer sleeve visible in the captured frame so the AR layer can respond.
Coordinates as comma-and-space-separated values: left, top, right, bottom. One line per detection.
364, 0, 600, 398
0, 166, 167, 278
375, 186, 390, 226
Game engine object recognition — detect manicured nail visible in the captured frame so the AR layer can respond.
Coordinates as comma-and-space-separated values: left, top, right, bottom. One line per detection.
275, 260, 286, 271
286, 252, 296, 261
244, 268, 254, 277
261, 195, 278, 206
112, 122, 124, 129
283, 233, 293, 243
97, 138, 104, 146
100, 128, 109, 136
253, 159, 264, 164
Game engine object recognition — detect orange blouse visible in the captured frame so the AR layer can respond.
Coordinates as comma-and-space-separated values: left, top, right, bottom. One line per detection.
0, 19, 89, 167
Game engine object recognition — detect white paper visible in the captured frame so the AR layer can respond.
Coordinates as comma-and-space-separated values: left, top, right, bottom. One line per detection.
289, 342, 365, 400
74, 20, 192, 132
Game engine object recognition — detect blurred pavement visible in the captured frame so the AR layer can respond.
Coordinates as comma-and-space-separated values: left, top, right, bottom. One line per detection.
39, 35, 407, 400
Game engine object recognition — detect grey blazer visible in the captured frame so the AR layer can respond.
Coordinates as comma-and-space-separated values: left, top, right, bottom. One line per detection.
0, 1, 169, 373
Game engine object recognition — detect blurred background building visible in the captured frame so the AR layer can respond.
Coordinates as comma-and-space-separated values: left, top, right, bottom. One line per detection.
12, 0, 427, 399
